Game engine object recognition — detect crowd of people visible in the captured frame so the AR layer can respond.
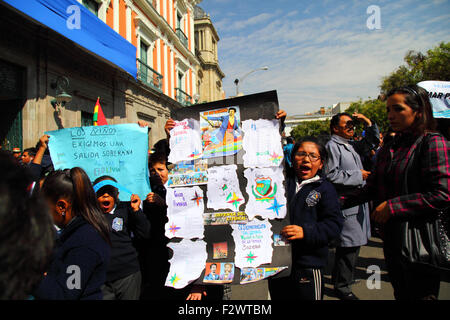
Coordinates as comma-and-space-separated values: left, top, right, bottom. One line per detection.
0, 85, 448, 301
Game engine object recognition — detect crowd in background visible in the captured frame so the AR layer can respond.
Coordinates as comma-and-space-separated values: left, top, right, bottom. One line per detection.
0, 85, 448, 301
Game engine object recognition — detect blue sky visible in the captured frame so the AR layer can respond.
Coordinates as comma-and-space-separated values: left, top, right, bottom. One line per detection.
198, 0, 450, 115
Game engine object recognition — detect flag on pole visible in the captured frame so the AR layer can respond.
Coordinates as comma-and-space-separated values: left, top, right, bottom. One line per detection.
93, 97, 107, 126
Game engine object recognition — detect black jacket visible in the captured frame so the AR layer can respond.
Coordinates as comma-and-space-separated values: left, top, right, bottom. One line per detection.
104, 201, 151, 282
286, 175, 343, 268
33, 216, 110, 300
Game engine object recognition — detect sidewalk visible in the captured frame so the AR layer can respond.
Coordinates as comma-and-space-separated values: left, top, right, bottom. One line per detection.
230, 237, 450, 300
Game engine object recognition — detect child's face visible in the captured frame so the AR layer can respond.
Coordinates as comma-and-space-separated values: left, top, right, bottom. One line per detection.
96, 185, 117, 213
152, 162, 169, 184
294, 142, 323, 181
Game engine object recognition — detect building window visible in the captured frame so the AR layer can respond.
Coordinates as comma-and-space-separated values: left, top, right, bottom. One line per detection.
82, 0, 99, 16
140, 41, 149, 64
199, 30, 204, 50
177, 12, 183, 30
178, 71, 184, 90
81, 111, 94, 127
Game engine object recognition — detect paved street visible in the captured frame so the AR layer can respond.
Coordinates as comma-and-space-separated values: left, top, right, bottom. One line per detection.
230, 237, 450, 300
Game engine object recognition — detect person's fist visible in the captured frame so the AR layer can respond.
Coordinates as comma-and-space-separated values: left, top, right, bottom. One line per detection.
165, 118, 176, 137
130, 194, 141, 212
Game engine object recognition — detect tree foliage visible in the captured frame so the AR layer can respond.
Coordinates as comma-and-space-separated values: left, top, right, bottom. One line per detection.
289, 42, 449, 140
380, 42, 450, 94
290, 119, 330, 143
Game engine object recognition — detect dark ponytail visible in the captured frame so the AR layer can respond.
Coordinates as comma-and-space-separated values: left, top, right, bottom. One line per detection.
42, 167, 111, 245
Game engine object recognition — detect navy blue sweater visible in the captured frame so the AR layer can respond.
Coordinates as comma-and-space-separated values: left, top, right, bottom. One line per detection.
286, 175, 343, 269
33, 216, 110, 300
104, 201, 151, 282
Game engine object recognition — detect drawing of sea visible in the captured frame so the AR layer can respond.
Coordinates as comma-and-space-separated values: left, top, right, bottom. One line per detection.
200, 106, 242, 158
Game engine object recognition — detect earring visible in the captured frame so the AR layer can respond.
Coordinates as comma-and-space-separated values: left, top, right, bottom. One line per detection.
61, 211, 66, 217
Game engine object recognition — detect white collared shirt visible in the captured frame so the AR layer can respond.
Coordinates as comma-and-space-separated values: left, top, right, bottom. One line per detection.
108, 205, 117, 215
295, 175, 321, 193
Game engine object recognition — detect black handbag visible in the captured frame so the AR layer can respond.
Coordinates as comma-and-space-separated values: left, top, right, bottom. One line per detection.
399, 134, 450, 276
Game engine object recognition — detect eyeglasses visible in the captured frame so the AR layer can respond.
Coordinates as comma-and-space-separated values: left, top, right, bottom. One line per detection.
295, 151, 321, 162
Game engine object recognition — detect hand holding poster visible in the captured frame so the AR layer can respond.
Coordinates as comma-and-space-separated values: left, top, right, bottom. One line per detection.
46, 124, 151, 201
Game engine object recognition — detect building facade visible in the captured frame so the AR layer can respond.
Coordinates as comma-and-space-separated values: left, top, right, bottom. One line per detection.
194, 5, 225, 103
0, 0, 201, 151
284, 103, 346, 137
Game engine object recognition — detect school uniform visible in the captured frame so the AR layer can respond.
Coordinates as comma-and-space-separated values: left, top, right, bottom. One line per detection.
33, 216, 110, 300
269, 175, 343, 300
102, 201, 150, 300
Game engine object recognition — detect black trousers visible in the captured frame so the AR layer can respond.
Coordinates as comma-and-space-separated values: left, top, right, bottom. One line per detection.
269, 267, 324, 300
332, 246, 360, 295
102, 271, 142, 300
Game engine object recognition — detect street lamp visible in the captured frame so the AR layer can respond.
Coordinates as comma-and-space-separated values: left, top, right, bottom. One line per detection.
234, 66, 268, 96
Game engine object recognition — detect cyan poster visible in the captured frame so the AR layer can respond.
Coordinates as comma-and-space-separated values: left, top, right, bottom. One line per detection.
46, 124, 151, 201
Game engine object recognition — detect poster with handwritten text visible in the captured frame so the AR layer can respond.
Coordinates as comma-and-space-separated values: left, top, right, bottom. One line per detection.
231, 219, 273, 269
46, 124, 151, 202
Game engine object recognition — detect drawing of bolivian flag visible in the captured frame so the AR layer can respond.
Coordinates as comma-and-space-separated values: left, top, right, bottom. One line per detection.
93, 97, 107, 126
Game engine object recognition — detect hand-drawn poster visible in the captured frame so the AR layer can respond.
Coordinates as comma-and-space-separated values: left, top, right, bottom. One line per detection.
165, 239, 207, 289
200, 107, 242, 158
244, 167, 287, 220
171, 90, 292, 286
46, 124, 151, 202
206, 164, 245, 212
242, 119, 284, 168
168, 119, 203, 163
231, 219, 273, 269
165, 186, 205, 239
167, 160, 208, 188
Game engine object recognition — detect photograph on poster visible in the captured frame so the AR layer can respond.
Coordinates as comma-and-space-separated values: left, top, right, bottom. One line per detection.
203, 211, 248, 225
213, 242, 228, 259
200, 106, 242, 158
167, 159, 208, 187
240, 266, 288, 284
273, 234, 289, 246
203, 262, 235, 283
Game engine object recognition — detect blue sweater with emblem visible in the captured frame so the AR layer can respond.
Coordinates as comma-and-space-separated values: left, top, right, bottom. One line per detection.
286, 174, 343, 269
104, 201, 151, 282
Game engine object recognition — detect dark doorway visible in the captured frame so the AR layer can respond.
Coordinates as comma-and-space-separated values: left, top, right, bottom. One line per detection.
0, 59, 26, 150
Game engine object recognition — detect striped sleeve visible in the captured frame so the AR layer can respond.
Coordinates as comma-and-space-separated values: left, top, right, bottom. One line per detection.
388, 135, 450, 217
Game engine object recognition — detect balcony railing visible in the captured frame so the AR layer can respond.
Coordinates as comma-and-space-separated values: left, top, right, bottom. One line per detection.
175, 28, 188, 48
137, 58, 163, 92
175, 88, 192, 106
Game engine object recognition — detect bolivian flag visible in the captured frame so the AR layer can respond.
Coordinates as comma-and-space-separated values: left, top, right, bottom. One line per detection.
93, 97, 107, 126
